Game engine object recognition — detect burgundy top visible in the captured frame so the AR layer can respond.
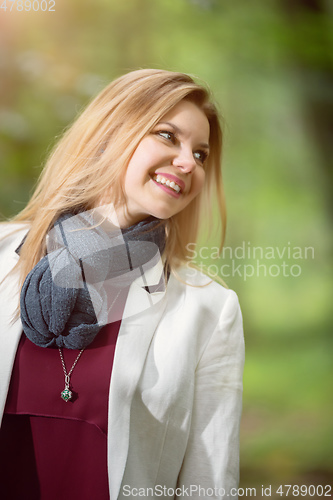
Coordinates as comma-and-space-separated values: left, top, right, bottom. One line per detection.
0, 321, 121, 500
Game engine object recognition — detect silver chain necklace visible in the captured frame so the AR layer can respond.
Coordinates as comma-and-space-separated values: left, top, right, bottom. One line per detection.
58, 348, 85, 402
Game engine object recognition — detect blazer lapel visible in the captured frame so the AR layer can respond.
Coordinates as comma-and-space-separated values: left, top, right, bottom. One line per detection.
106, 260, 168, 499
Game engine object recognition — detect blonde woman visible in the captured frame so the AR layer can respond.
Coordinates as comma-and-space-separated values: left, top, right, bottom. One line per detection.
0, 69, 244, 500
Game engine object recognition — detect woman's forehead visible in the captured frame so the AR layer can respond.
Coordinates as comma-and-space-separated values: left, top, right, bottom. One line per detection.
157, 100, 210, 142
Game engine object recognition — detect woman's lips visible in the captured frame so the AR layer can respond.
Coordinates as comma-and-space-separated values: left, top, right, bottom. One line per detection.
151, 175, 182, 198
156, 173, 185, 191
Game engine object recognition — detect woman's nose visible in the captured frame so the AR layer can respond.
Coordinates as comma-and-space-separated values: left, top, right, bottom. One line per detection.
172, 148, 196, 173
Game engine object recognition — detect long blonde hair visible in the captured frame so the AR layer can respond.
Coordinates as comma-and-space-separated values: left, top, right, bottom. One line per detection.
7, 69, 225, 288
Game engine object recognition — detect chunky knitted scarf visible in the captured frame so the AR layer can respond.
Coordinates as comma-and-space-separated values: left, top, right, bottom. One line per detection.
20, 211, 166, 349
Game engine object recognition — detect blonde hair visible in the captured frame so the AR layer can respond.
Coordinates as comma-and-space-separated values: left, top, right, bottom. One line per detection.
7, 69, 225, 288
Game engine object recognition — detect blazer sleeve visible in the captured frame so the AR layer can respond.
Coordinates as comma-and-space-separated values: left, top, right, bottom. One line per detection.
176, 289, 245, 500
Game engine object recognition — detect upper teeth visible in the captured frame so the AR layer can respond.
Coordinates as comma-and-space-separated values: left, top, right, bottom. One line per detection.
153, 175, 181, 193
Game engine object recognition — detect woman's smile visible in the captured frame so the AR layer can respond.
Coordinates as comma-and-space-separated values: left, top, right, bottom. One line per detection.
151, 173, 184, 196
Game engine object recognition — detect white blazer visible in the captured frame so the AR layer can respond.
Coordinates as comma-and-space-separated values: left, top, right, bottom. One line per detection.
0, 224, 245, 500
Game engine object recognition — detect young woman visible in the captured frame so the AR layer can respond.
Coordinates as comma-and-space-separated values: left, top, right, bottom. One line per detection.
0, 69, 245, 499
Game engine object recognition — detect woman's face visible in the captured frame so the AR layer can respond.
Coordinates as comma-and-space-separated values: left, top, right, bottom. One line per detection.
118, 99, 210, 227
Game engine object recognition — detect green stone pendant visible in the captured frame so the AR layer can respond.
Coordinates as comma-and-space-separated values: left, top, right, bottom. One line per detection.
61, 387, 72, 402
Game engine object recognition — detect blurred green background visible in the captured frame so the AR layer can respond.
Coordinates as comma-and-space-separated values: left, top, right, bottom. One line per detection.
1, 0, 332, 496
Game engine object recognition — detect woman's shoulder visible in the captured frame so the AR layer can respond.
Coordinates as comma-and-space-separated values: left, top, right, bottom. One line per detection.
0, 222, 29, 254
0, 223, 28, 284
170, 263, 240, 310
175, 263, 230, 290
166, 265, 243, 351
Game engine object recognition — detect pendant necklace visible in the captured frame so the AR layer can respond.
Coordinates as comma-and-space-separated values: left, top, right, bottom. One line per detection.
58, 347, 85, 402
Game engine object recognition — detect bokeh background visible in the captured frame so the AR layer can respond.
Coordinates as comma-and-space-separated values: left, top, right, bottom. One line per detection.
1, 0, 332, 496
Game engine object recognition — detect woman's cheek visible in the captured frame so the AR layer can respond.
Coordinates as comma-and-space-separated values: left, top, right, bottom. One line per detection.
193, 170, 206, 197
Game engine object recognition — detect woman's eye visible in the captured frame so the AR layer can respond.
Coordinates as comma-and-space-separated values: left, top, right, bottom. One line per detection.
194, 150, 208, 165
157, 130, 176, 143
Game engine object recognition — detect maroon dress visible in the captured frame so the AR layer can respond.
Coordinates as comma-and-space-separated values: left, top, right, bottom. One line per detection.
0, 321, 120, 500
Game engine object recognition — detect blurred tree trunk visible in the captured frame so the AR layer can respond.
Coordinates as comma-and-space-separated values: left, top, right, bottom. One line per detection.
280, 0, 333, 219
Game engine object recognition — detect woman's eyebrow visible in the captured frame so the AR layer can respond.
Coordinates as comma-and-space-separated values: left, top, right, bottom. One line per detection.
157, 121, 210, 150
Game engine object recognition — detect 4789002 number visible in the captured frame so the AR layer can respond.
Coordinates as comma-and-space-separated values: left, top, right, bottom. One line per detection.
276, 484, 332, 497
0, 0, 55, 11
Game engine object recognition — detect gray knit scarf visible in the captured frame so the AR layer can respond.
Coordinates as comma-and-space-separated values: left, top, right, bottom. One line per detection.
20, 211, 167, 349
